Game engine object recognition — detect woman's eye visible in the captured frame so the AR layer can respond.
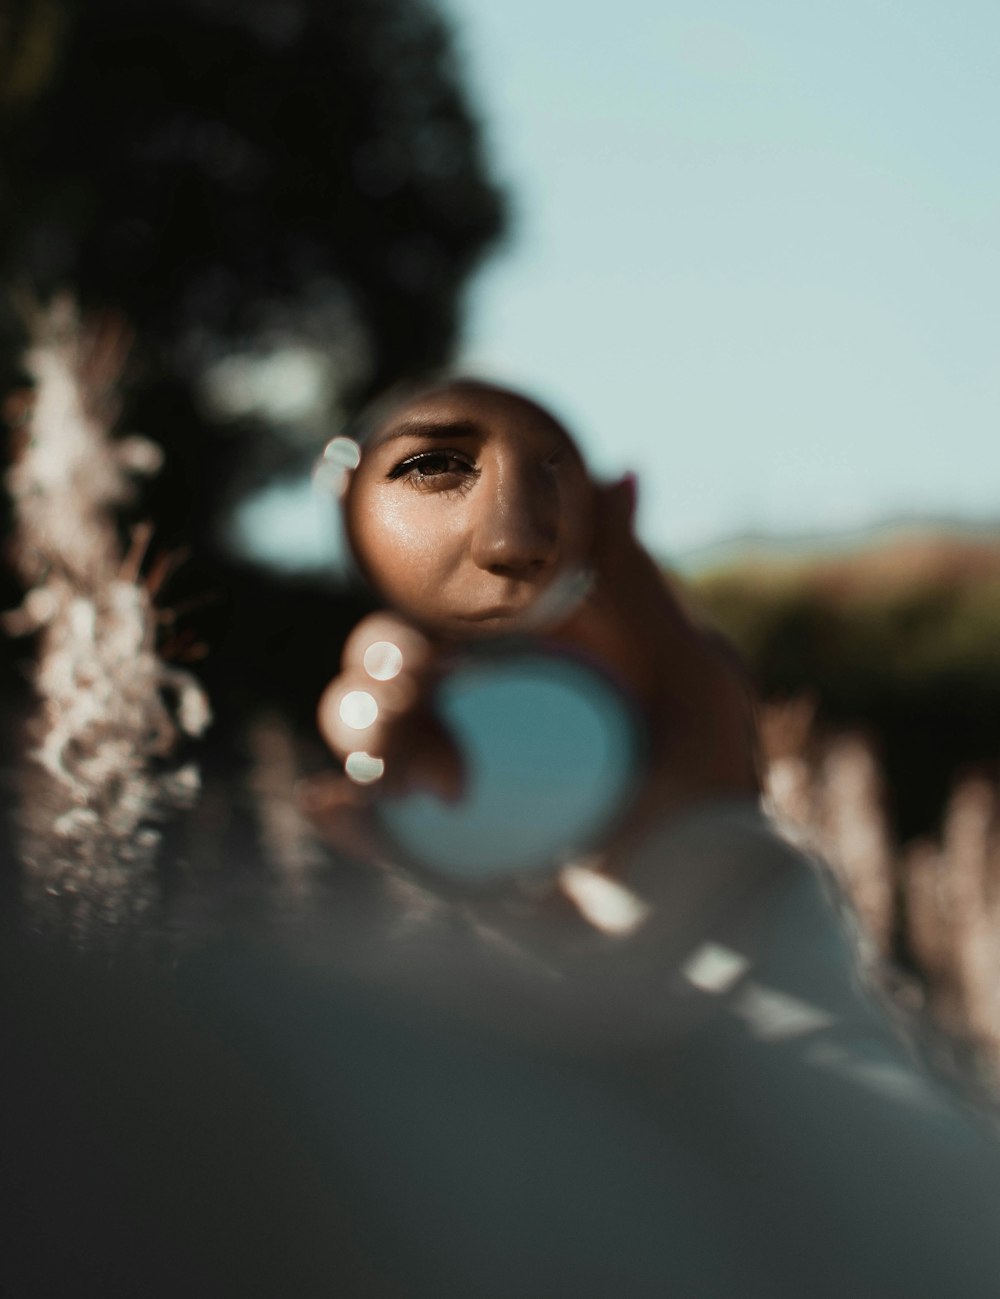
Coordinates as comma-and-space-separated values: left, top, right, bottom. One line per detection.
388, 451, 478, 490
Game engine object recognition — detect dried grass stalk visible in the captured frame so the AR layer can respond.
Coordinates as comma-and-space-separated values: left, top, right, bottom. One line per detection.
5, 298, 210, 931
762, 695, 1000, 1084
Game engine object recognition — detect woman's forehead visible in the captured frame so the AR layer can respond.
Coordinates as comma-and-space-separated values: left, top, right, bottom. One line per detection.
366, 382, 575, 448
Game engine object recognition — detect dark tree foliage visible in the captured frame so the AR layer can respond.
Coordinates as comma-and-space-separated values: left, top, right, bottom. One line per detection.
0, 0, 504, 388
0, 0, 506, 726
0, 9, 511, 1228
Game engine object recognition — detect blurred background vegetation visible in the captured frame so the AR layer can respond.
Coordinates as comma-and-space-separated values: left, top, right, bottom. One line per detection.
0, 0, 505, 736
691, 531, 1000, 844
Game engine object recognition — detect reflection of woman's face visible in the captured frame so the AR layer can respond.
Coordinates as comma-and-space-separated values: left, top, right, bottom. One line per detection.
346, 382, 595, 636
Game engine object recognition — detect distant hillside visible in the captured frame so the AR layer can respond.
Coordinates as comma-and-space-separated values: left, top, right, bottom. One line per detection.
678, 515, 1000, 578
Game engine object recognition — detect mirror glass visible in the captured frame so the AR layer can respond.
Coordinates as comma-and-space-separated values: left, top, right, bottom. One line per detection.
334, 379, 598, 637
376, 652, 639, 883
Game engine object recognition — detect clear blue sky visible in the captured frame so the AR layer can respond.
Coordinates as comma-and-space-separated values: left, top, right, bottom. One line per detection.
441, 0, 1000, 560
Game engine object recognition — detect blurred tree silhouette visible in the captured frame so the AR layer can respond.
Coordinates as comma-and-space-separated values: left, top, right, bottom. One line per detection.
0, 0, 505, 728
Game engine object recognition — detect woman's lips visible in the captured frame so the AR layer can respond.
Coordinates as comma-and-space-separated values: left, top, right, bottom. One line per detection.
461, 607, 525, 622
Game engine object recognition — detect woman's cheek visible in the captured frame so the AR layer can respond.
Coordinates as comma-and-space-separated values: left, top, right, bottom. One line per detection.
367, 494, 468, 607
366, 492, 438, 570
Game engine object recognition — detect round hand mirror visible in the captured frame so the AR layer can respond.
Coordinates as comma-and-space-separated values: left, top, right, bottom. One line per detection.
377, 650, 638, 883
320, 379, 643, 884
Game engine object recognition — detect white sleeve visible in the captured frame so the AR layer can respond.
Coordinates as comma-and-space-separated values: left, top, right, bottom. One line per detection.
609, 802, 1000, 1297
551, 799, 983, 1094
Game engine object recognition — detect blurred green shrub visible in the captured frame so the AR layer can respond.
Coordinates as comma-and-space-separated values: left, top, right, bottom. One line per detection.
688, 534, 1000, 840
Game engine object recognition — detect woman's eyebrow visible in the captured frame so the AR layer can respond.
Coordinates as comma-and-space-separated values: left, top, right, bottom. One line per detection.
374, 417, 482, 445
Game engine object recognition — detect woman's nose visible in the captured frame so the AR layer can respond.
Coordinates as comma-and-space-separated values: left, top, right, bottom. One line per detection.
471, 471, 558, 576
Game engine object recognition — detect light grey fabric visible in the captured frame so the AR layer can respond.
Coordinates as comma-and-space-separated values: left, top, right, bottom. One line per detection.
11, 802, 1000, 1297
173, 802, 1000, 1298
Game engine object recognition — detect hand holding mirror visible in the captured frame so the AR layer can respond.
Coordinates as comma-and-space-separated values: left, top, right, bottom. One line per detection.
315, 379, 758, 888
316, 380, 645, 884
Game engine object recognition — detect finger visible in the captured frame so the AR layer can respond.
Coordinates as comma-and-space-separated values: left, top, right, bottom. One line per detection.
557, 477, 760, 807
393, 711, 465, 803
341, 613, 434, 680
590, 477, 696, 640
318, 670, 465, 802
553, 477, 694, 698
317, 668, 419, 761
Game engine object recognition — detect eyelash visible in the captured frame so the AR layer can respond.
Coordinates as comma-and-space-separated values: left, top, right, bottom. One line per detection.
387, 450, 480, 493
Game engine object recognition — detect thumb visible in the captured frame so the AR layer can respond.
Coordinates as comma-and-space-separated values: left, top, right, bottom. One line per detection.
554, 475, 691, 699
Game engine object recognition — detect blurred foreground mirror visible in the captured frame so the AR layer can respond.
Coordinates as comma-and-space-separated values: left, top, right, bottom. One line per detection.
375, 650, 640, 884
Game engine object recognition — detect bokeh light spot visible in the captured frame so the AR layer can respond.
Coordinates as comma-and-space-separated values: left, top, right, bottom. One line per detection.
364, 640, 404, 681
339, 690, 379, 730
345, 751, 385, 785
